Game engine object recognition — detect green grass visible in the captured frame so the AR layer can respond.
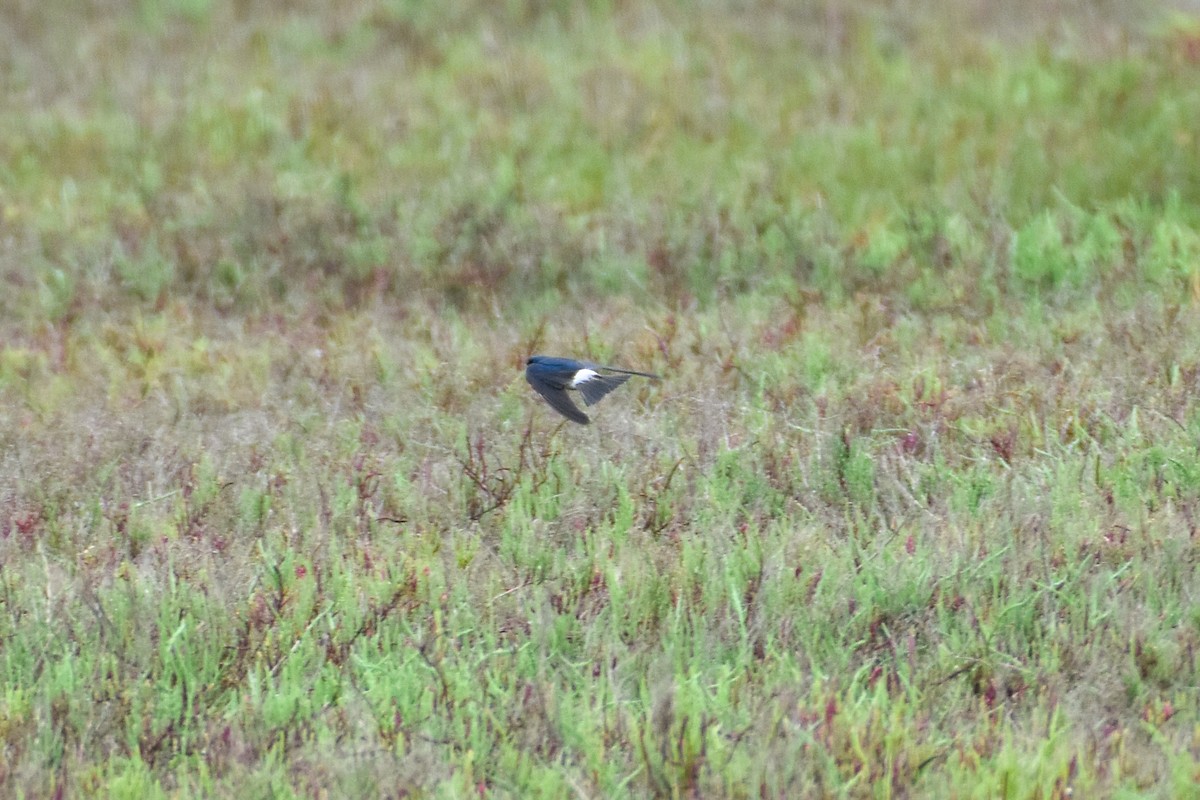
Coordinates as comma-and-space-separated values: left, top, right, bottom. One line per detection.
3, 1, 1200, 796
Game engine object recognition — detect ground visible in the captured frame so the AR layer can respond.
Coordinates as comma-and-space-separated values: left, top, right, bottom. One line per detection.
2, 1, 1200, 797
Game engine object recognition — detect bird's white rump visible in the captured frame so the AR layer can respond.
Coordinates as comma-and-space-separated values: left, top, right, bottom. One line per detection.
571, 369, 600, 387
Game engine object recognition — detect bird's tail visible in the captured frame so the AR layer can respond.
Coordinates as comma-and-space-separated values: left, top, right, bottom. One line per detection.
599, 365, 660, 380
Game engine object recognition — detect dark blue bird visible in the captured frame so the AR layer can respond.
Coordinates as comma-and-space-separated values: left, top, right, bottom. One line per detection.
525, 356, 658, 425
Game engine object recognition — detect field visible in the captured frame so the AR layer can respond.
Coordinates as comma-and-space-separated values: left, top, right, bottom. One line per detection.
3, 1, 1200, 796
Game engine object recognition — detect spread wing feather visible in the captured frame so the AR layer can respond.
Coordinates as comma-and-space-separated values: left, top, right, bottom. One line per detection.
526, 370, 590, 424
577, 373, 630, 407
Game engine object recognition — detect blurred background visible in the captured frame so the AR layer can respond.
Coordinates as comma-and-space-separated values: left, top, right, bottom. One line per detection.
2, 0, 1197, 327
3, 4, 1200, 795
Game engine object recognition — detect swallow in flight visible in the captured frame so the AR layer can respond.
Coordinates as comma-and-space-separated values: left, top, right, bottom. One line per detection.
525, 355, 658, 424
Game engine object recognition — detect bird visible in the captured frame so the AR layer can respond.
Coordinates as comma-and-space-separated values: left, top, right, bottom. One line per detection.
525, 355, 658, 425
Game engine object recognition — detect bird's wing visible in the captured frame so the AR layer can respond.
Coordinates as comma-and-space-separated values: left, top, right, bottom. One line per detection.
527, 371, 590, 424
576, 373, 631, 407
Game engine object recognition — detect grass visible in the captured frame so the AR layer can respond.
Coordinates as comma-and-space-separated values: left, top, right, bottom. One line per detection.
3, 0, 1200, 796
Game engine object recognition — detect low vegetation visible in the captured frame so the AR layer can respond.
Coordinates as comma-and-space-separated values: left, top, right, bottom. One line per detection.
2, 1, 1200, 796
